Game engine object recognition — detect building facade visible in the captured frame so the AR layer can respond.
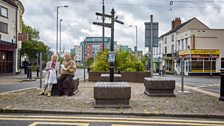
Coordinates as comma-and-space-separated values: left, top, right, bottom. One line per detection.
155, 17, 224, 75
70, 45, 82, 62
81, 37, 112, 59
0, 0, 24, 74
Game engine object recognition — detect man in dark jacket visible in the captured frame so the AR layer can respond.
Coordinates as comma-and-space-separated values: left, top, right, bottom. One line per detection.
22, 58, 29, 74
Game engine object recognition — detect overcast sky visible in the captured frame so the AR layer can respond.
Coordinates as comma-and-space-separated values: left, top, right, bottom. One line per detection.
20, 0, 224, 53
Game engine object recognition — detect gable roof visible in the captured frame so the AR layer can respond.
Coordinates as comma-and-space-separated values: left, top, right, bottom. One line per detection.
160, 17, 209, 38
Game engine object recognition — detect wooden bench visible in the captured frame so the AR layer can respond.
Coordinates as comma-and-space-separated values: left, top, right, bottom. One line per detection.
51, 77, 79, 96
100, 74, 122, 82
94, 82, 131, 107
144, 77, 175, 96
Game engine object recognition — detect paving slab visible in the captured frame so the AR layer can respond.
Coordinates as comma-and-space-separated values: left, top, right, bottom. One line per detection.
0, 82, 224, 118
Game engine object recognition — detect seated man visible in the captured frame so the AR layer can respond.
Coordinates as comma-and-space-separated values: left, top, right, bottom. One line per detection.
58, 53, 76, 96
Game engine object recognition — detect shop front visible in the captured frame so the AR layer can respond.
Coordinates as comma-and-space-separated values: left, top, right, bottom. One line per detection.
0, 41, 16, 74
178, 49, 219, 76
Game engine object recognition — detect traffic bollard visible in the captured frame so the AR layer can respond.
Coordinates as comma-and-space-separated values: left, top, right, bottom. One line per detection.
219, 68, 224, 101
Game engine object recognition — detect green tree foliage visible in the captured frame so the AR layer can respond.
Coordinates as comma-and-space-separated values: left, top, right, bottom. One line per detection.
91, 51, 110, 72
21, 23, 49, 64
91, 50, 144, 72
85, 57, 94, 66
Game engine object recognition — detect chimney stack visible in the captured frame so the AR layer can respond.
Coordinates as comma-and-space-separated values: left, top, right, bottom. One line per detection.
172, 18, 181, 29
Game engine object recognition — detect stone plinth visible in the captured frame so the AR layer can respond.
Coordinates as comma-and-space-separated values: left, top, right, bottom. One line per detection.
94, 82, 131, 107
100, 74, 122, 82
144, 77, 175, 96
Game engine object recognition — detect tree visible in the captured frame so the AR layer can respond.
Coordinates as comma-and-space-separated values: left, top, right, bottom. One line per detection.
91, 50, 144, 72
21, 23, 49, 64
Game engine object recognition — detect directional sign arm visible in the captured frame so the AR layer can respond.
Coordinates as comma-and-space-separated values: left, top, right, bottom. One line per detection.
115, 19, 124, 25
93, 22, 112, 28
96, 12, 112, 18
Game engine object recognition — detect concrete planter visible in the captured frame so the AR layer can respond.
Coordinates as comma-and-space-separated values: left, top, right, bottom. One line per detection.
88, 71, 151, 83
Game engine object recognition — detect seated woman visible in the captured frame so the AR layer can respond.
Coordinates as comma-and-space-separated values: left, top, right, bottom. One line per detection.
58, 53, 76, 96
39, 54, 60, 96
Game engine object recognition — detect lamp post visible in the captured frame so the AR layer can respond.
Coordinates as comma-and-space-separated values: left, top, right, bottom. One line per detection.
59, 19, 63, 54
56, 5, 68, 55
129, 25, 138, 52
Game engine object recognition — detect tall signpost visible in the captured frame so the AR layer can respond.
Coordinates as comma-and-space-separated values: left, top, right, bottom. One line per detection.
144, 15, 159, 77
102, 0, 105, 51
93, 8, 124, 82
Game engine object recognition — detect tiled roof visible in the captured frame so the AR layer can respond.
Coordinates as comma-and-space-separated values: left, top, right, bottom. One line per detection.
2, 0, 16, 6
160, 18, 195, 38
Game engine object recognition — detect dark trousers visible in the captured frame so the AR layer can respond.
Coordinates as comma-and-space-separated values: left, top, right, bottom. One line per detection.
24, 67, 27, 74
57, 74, 74, 96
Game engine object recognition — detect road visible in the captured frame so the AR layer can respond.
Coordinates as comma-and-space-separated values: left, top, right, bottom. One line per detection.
0, 70, 221, 96
0, 113, 224, 126
0, 69, 87, 93
156, 74, 220, 96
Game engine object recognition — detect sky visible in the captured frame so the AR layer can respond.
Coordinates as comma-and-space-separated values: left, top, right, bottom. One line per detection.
20, 0, 224, 53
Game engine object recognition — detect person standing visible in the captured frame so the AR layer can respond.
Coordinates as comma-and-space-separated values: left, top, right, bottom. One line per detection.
58, 53, 76, 96
22, 58, 29, 74
39, 54, 60, 97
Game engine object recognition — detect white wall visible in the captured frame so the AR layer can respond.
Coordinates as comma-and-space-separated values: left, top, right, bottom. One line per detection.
0, 1, 16, 43
191, 29, 224, 72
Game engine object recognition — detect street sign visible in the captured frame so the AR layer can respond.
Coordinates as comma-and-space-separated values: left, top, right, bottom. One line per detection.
144, 22, 159, 47
108, 51, 115, 63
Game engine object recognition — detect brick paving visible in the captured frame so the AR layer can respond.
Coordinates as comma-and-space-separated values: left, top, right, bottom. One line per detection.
0, 82, 224, 116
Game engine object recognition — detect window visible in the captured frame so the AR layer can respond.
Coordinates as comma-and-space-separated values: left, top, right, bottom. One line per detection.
185, 38, 188, 49
159, 43, 161, 54
165, 38, 167, 44
178, 40, 180, 51
171, 45, 174, 53
171, 35, 174, 42
0, 22, 8, 33
181, 39, 184, 50
0, 6, 8, 17
165, 46, 167, 54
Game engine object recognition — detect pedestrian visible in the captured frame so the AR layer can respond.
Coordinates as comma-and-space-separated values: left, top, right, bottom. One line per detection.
159, 64, 163, 76
22, 58, 29, 74
39, 54, 60, 97
57, 53, 76, 96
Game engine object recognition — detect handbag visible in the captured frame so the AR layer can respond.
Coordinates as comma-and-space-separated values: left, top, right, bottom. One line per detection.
48, 69, 57, 84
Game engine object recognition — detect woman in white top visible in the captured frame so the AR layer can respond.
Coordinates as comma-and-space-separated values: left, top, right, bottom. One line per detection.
39, 54, 60, 96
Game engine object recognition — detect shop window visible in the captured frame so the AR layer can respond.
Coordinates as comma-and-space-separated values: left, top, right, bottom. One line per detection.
221, 58, 224, 68
191, 60, 203, 72
204, 59, 216, 71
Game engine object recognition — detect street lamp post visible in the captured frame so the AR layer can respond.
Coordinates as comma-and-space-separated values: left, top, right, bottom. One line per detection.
129, 25, 138, 52
59, 19, 63, 54
56, 5, 68, 55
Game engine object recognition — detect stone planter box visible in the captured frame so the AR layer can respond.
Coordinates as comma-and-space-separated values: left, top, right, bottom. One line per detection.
89, 71, 151, 83
94, 82, 131, 107
144, 77, 175, 96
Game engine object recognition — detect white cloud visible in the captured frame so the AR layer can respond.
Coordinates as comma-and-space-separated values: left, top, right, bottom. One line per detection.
20, 0, 224, 52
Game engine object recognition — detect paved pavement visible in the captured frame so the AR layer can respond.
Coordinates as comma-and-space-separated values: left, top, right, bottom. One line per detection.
0, 82, 224, 117
0, 113, 224, 126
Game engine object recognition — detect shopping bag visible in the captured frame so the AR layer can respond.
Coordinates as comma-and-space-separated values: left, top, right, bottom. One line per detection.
48, 69, 57, 84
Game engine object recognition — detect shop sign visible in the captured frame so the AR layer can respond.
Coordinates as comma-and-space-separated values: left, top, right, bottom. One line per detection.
179, 50, 191, 56
179, 49, 219, 56
191, 49, 219, 55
